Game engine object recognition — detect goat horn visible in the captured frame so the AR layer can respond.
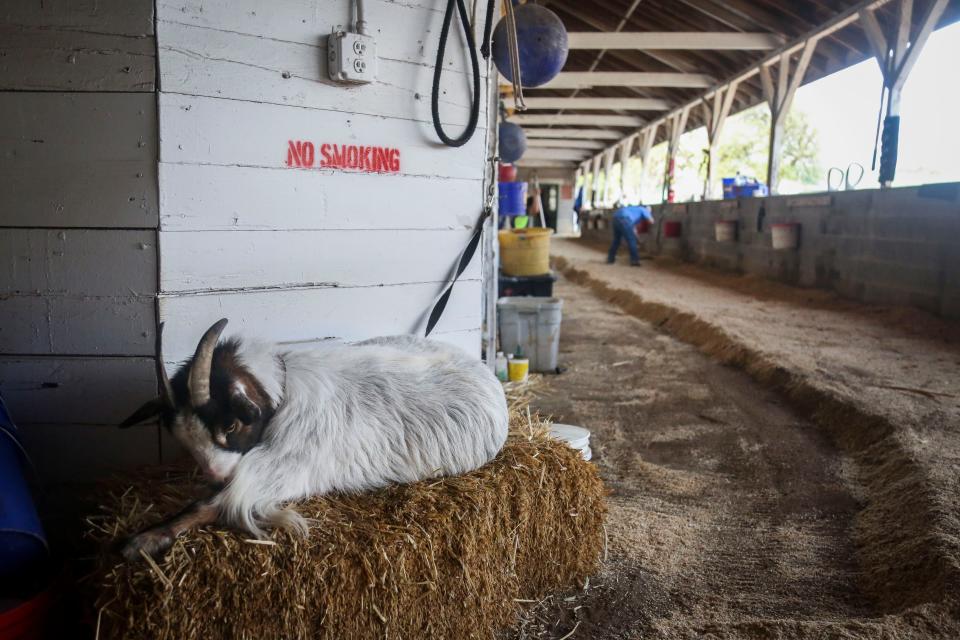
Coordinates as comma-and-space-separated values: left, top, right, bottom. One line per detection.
156, 322, 175, 408
188, 318, 228, 407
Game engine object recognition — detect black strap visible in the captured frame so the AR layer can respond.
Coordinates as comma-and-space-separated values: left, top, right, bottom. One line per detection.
425, 207, 492, 337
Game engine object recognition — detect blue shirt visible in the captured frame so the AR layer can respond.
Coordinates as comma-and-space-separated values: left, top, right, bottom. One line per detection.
613, 205, 654, 225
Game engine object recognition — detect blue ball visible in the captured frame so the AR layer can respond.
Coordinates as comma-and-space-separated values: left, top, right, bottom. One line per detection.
492, 4, 568, 88
499, 121, 527, 163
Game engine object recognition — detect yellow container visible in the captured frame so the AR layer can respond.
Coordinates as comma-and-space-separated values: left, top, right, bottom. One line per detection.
498, 228, 553, 276
508, 357, 529, 382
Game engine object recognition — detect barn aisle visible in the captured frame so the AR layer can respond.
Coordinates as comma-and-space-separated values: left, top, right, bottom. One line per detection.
513, 265, 960, 639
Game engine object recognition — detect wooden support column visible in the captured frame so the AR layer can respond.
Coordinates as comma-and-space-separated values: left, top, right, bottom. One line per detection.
701, 81, 740, 200
618, 135, 636, 202
589, 154, 603, 208
860, 0, 947, 186
601, 147, 616, 207
663, 106, 691, 202
636, 124, 659, 203
759, 38, 818, 194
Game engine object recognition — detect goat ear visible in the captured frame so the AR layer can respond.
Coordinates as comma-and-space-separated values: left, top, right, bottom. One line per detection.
229, 387, 261, 424
119, 398, 164, 428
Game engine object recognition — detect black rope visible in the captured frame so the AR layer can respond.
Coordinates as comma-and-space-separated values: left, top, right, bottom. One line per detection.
425, 207, 492, 337
431, 0, 495, 147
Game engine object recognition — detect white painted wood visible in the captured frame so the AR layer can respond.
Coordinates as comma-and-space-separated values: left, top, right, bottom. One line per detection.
523, 128, 625, 140
0, 92, 157, 228
156, 0, 475, 71
3, 0, 154, 36
510, 114, 646, 127
1, 295, 155, 356
527, 139, 606, 149
17, 423, 160, 483
159, 279, 482, 364
159, 163, 481, 231
160, 228, 481, 293
520, 97, 671, 111
1, 229, 156, 296
0, 356, 157, 425
515, 159, 577, 168
0, 27, 155, 91
566, 32, 783, 50
513, 72, 715, 89
159, 94, 485, 181
521, 148, 592, 161
158, 21, 484, 127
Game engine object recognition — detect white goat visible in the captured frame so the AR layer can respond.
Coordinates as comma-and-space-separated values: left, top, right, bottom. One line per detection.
118, 319, 509, 560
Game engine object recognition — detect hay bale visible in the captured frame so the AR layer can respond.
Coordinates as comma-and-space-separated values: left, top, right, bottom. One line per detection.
88, 412, 606, 640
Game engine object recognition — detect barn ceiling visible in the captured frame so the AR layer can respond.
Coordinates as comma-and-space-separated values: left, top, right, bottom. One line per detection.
505, 0, 960, 166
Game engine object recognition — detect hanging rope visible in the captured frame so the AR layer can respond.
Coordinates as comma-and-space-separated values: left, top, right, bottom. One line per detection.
431, 0, 495, 147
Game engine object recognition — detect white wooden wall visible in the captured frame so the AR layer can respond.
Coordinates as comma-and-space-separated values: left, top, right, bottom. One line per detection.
1, 0, 495, 482
154, 0, 492, 369
0, 1, 160, 482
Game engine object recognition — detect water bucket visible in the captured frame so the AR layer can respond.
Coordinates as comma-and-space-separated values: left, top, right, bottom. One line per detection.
497, 297, 563, 373
635, 219, 652, 234
498, 181, 527, 216
498, 164, 518, 182
549, 424, 592, 461
771, 222, 800, 250
722, 177, 737, 199
663, 221, 682, 238
715, 220, 737, 242
499, 228, 553, 276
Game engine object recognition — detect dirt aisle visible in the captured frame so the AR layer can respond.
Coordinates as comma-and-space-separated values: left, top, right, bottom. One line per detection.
517, 274, 886, 639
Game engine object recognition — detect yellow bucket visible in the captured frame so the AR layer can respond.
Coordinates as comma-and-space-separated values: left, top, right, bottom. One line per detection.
499, 228, 553, 276
508, 358, 529, 382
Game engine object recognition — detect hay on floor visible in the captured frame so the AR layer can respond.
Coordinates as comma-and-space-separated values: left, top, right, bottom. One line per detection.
88, 409, 606, 640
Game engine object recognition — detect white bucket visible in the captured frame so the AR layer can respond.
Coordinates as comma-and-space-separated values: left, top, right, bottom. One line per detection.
771, 222, 800, 250
715, 220, 737, 242
497, 297, 563, 373
549, 424, 592, 461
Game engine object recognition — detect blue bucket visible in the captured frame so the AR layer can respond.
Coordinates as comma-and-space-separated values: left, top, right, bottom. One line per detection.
498, 181, 528, 216
0, 396, 48, 582
722, 177, 737, 199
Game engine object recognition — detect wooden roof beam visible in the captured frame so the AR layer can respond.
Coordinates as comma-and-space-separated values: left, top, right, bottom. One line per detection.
527, 72, 716, 89
566, 31, 785, 50
520, 97, 672, 111
511, 114, 647, 127
527, 138, 608, 149
524, 128, 625, 140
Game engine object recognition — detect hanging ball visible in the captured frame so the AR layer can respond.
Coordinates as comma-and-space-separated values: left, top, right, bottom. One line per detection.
499, 121, 527, 164
492, 4, 568, 88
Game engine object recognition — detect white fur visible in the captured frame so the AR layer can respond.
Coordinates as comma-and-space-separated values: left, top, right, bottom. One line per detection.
204, 335, 509, 537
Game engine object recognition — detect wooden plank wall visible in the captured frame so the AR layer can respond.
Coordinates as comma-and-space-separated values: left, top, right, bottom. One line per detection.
0, 1, 160, 481
154, 0, 493, 365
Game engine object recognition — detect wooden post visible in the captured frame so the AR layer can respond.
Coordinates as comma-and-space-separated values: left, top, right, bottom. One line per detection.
618, 135, 636, 202
637, 124, 658, 203
589, 154, 603, 209
860, 0, 947, 187
759, 38, 818, 194
663, 106, 690, 202
601, 147, 616, 207
701, 81, 739, 200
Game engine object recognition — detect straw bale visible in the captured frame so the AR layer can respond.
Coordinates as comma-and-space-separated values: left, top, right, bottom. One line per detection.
88, 409, 606, 640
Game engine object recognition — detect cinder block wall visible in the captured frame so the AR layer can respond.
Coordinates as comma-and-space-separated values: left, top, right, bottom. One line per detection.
587, 183, 960, 319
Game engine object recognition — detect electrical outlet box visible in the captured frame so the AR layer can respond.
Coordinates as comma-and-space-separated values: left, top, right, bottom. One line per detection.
328, 30, 376, 84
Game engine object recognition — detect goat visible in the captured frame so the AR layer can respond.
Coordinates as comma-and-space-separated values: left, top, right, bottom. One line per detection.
118, 319, 509, 561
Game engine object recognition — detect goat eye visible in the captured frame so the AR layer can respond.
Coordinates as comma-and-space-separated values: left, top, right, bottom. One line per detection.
225, 421, 239, 434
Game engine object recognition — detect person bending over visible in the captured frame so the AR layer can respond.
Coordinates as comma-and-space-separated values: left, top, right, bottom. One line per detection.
607, 203, 654, 266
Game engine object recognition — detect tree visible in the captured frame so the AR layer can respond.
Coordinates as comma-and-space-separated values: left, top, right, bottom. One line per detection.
715, 104, 823, 190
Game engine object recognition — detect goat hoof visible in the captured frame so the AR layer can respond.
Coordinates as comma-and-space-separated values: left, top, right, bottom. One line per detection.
121, 529, 174, 562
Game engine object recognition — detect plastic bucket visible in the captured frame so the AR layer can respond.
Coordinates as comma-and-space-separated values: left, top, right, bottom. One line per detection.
549, 424, 592, 461
499, 228, 553, 276
0, 399, 48, 584
722, 178, 737, 199
663, 221, 682, 238
497, 297, 563, 373
507, 358, 529, 382
0, 580, 58, 640
498, 164, 518, 182
715, 220, 737, 242
498, 181, 527, 216
771, 222, 800, 250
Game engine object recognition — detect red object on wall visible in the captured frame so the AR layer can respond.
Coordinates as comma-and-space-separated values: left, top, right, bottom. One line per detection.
499, 164, 518, 182
560, 183, 574, 199
635, 219, 652, 234
664, 221, 682, 238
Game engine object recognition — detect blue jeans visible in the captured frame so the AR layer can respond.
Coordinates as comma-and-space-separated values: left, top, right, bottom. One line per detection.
608, 214, 640, 263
